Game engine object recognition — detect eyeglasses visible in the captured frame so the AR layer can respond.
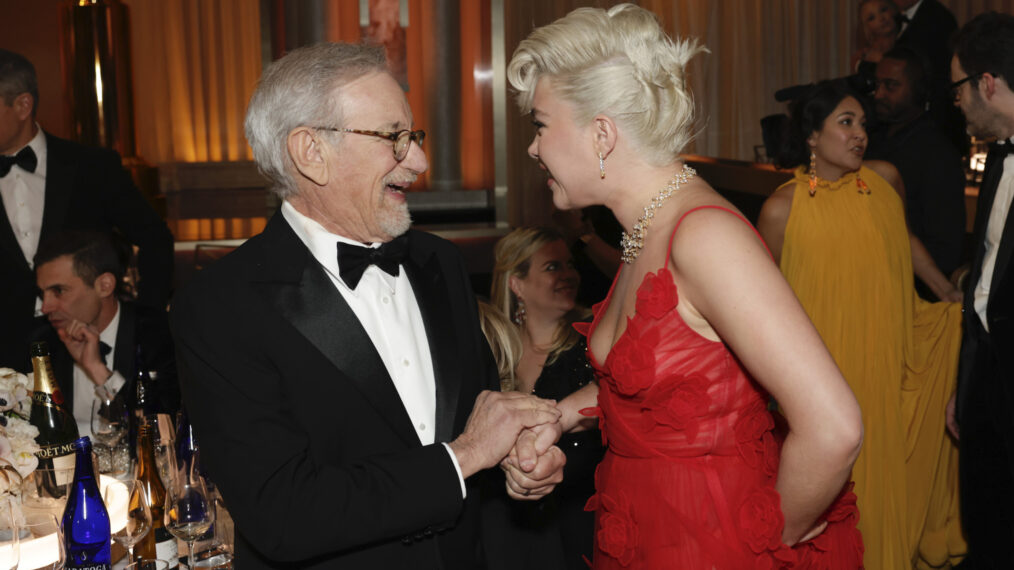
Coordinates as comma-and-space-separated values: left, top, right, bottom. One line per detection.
950, 73, 984, 100
314, 127, 425, 161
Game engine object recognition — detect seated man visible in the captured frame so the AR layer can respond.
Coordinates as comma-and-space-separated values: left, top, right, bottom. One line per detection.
32, 230, 178, 437
867, 46, 967, 297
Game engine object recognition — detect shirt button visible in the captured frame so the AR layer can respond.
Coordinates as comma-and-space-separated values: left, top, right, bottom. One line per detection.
402, 358, 410, 367
382, 297, 390, 304
419, 423, 426, 431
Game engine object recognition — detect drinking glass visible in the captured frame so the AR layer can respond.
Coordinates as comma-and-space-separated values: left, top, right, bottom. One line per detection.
104, 479, 152, 562
0, 498, 19, 570
164, 457, 215, 569
125, 559, 169, 570
91, 392, 128, 474
22, 512, 64, 570
146, 415, 177, 488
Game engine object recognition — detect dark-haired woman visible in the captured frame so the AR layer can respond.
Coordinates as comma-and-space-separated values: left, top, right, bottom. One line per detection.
758, 80, 965, 569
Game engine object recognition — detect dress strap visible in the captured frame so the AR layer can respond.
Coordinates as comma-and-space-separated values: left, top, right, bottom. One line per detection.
664, 205, 772, 270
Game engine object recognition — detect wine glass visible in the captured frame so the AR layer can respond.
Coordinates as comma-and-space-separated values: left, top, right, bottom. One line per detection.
22, 512, 64, 570
104, 479, 152, 563
0, 498, 19, 570
92, 391, 128, 474
145, 415, 177, 488
164, 455, 215, 569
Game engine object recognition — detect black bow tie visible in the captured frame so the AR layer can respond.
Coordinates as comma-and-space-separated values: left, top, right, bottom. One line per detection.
0, 146, 37, 177
992, 140, 1014, 155
99, 341, 112, 366
896, 12, 910, 25
337, 234, 409, 289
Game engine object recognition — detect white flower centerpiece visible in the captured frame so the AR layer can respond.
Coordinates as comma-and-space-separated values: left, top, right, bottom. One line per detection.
0, 368, 41, 526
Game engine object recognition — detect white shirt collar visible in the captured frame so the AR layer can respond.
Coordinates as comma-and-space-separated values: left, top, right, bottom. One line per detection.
280, 200, 398, 293
903, 0, 924, 22
100, 301, 121, 348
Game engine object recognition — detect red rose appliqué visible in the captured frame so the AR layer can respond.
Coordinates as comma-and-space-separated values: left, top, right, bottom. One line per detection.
635, 270, 678, 320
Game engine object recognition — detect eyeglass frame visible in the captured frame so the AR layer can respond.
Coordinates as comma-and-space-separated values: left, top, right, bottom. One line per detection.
313, 127, 426, 161
950, 72, 986, 100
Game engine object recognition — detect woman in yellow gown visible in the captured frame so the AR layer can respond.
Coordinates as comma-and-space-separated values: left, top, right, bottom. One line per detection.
758, 81, 965, 569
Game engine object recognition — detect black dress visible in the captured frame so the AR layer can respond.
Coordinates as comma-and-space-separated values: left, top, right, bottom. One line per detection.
483, 337, 604, 570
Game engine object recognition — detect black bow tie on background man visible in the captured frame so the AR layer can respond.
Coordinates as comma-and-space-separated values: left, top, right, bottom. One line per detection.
98, 341, 112, 366
337, 234, 409, 289
0, 146, 37, 177
990, 139, 1014, 155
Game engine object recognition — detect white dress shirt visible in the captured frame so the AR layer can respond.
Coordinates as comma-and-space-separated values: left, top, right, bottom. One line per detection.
72, 302, 127, 437
974, 139, 1014, 332
281, 201, 466, 494
0, 126, 46, 266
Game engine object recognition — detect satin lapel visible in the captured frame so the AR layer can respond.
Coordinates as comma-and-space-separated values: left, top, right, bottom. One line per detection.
257, 215, 421, 448
39, 133, 74, 242
968, 148, 1006, 299
113, 303, 136, 377
404, 234, 461, 444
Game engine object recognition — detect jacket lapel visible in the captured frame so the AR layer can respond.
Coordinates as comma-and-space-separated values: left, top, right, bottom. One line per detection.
39, 133, 74, 244
113, 302, 136, 377
404, 233, 461, 444
255, 214, 421, 447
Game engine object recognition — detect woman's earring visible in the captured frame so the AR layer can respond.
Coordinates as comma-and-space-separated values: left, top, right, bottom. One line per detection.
808, 150, 818, 197
598, 153, 606, 180
513, 298, 527, 326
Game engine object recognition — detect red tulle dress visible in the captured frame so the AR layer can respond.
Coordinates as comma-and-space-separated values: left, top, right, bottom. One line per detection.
577, 206, 864, 569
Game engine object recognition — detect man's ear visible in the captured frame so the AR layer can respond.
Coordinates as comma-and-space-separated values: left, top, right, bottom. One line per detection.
287, 127, 330, 186
12, 93, 34, 121
94, 272, 116, 299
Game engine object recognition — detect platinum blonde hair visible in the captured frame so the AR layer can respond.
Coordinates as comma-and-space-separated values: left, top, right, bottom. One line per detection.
244, 43, 388, 198
507, 4, 706, 165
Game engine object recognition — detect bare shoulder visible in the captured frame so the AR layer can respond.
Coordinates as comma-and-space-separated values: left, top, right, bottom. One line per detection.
758, 185, 795, 229
669, 200, 767, 266
863, 160, 900, 187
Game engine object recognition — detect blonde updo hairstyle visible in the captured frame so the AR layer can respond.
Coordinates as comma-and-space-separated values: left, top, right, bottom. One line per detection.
491, 227, 589, 366
507, 3, 706, 166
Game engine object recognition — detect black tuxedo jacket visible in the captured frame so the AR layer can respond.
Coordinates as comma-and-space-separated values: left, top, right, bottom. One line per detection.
29, 301, 179, 418
896, 0, 957, 84
957, 145, 1014, 425
0, 132, 174, 372
171, 213, 497, 569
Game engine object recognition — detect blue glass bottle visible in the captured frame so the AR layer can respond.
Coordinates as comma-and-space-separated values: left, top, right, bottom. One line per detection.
62, 437, 111, 570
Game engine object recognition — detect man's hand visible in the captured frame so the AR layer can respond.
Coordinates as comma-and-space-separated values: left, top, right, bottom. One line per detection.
500, 422, 566, 500
56, 320, 111, 385
502, 445, 565, 500
449, 391, 561, 479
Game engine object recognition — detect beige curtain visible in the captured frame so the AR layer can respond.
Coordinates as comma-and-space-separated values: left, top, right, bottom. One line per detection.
125, 0, 261, 163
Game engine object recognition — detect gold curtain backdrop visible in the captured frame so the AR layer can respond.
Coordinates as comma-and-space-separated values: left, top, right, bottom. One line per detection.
125, 0, 260, 164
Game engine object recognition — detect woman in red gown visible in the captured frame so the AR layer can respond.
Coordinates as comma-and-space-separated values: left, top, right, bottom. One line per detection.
504, 4, 865, 568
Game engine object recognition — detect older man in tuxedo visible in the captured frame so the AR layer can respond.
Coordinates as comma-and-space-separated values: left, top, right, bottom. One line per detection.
948, 12, 1014, 569
171, 43, 565, 569
0, 49, 174, 373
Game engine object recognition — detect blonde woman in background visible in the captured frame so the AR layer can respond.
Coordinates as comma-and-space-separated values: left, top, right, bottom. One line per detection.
485, 227, 602, 570
476, 300, 522, 392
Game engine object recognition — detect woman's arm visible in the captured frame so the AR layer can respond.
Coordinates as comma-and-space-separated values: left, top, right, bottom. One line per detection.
866, 160, 963, 302
672, 208, 863, 546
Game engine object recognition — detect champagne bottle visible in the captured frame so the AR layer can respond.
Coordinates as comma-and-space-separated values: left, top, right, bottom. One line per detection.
62, 436, 111, 570
29, 341, 80, 498
134, 420, 179, 568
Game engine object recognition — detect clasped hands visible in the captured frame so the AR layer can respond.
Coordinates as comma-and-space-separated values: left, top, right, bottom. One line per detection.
449, 390, 566, 500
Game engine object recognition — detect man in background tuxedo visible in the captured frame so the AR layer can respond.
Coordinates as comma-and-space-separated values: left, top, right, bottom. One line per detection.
171, 43, 565, 569
0, 49, 174, 373
32, 230, 178, 436
893, 0, 967, 153
948, 12, 1014, 569
867, 46, 967, 298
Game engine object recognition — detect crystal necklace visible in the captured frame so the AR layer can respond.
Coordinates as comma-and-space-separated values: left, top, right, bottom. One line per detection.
619, 164, 697, 264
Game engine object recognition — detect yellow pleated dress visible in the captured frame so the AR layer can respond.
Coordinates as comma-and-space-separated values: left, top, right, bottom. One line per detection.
778, 166, 965, 569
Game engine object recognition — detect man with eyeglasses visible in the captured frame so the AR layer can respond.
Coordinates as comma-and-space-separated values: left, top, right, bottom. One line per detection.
867, 46, 966, 299
171, 43, 566, 569
947, 12, 1014, 569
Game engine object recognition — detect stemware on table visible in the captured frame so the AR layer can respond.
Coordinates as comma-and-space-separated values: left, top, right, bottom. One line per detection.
164, 453, 215, 570
104, 479, 152, 563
